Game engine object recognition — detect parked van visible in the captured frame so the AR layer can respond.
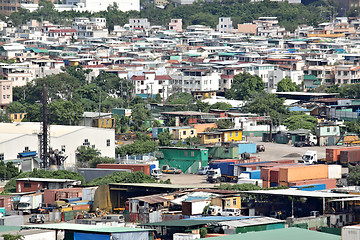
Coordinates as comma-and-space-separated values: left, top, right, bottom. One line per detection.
222, 208, 241, 216
101, 214, 125, 223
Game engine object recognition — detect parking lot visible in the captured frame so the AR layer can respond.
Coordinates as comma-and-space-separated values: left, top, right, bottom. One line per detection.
161, 137, 329, 187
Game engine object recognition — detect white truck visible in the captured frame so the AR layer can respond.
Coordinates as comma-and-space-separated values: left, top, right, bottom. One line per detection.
206, 169, 221, 183
151, 168, 162, 180
208, 206, 241, 216
294, 134, 318, 147
18, 193, 43, 214
302, 151, 317, 164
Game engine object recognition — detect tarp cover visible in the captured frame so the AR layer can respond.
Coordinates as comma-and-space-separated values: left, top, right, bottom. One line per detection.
74, 232, 110, 240
112, 231, 149, 240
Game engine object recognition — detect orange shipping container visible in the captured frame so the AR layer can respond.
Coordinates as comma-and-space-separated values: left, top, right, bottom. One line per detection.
289, 178, 337, 189
279, 182, 289, 187
262, 180, 270, 188
261, 168, 271, 181
326, 146, 360, 163
279, 165, 328, 182
72, 205, 90, 211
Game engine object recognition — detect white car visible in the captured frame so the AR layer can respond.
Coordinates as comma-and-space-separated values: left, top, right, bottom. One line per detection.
198, 166, 209, 175
222, 208, 241, 216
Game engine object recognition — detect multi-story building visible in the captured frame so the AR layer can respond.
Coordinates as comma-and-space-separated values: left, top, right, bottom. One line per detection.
268, 66, 303, 92
128, 18, 150, 30
0, 80, 12, 109
335, 65, 360, 84
72, 17, 108, 39
303, 65, 335, 86
253, 17, 288, 38
169, 19, 182, 32
131, 72, 172, 100
216, 17, 233, 34
0, 0, 39, 16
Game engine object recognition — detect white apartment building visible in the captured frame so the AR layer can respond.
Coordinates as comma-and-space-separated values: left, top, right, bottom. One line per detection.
335, 65, 360, 84
131, 72, 172, 100
0, 122, 115, 168
253, 17, 288, 38
268, 66, 303, 93
128, 18, 151, 30
72, 18, 108, 39
172, 69, 220, 93
216, 17, 233, 34
0, 79, 12, 108
243, 63, 274, 90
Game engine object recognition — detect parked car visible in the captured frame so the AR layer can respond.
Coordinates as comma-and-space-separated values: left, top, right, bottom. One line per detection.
101, 214, 125, 223
198, 166, 209, 175
29, 214, 45, 223
222, 208, 241, 216
163, 167, 182, 174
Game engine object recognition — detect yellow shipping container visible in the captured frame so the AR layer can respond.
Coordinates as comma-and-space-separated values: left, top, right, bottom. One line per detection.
61, 207, 73, 212
279, 165, 328, 182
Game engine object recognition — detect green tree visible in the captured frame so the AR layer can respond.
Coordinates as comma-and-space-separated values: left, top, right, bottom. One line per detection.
116, 140, 158, 156
168, 92, 194, 105
88, 171, 157, 186
276, 77, 298, 92
348, 165, 360, 185
196, 100, 210, 113
2, 234, 24, 240
49, 99, 84, 125
61, 65, 92, 83
6, 102, 26, 114
158, 132, 174, 146
216, 119, 234, 129
242, 93, 288, 126
283, 113, 318, 131
210, 102, 233, 110
131, 104, 151, 131
89, 156, 116, 168
225, 72, 265, 100
344, 120, 360, 134
76, 146, 100, 167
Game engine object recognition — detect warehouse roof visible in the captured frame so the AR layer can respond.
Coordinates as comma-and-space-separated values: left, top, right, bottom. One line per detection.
219, 217, 285, 228
203, 227, 340, 240
243, 189, 358, 198
17, 178, 79, 183
330, 196, 360, 202
110, 183, 216, 189
141, 217, 255, 227
21, 223, 152, 233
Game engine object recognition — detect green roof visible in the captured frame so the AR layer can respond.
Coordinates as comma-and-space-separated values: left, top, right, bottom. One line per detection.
303, 75, 318, 81
0, 226, 21, 232
21, 223, 152, 233
218, 52, 236, 56
205, 228, 340, 240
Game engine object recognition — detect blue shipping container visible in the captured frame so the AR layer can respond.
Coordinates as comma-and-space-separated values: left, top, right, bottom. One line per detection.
239, 143, 257, 154
243, 170, 261, 179
290, 184, 326, 191
270, 182, 278, 187
209, 162, 233, 176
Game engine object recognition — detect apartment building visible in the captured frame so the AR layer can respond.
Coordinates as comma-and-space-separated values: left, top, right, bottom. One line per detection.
128, 18, 150, 30
0, 79, 12, 109
217, 17, 233, 34
131, 72, 172, 100
253, 17, 288, 38
335, 65, 360, 84
72, 17, 108, 39
169, 19, 182, 32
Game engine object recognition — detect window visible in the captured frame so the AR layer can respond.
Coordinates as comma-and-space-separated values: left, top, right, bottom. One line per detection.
327, 128, 330, 132
235, 132, 238, 137
233, 198, 237, 205
230, 132, 232, 137
183, 131, 186, 135
24, 146, 29, 152
24, 183, 31, 188
190, 130, 194, 135
106, 139, 110, 147
184, 151, 188, 157
191, 151, 194, 157
61, 145, 66, 152
91, 145, 96, 149
0, 153, 3, 161
83, 139, 90, 146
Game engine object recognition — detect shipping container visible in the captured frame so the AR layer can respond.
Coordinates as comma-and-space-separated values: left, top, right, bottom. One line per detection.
82, 187, 98, 202
270, 170, 279, 183
279, 165, 328, 182
326, 146, 360, 163
279, 182, 289, 187
97, 164, 151, 175
242, 170, 261, 179
261, 168, 270, 181
288, 178, 337, 189
328, 165, 342, 179
173, 233, 200, 240
290, 183, 326, 191
43, 188, 83, 205
270, 182, 278, 188
263, 180, 270, 188
182, 200, 210, 216
342, 225, 360, 240
340, 149, 360, 165
238, 143, 257, 154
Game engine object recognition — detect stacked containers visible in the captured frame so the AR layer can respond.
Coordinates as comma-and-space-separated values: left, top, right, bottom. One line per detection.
340, 149, 360, 165
279, 165, 328, 187
288, 179, 337, 189
326, 146, 360, 164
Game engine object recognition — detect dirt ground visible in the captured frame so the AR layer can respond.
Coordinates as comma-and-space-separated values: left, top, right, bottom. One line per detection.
162, 136, 329, 187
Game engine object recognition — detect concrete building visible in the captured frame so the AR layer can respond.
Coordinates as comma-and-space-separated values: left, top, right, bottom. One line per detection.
131, 72, 172, 100
72, 17, 108, 39
169, 19, 182, 32
128, 18, 150, 30
253, 17, 288, 38
237, 23, 257, 36
0, 122, 115, 168
172, 69, 221, 93
0, 79, 12, 109
217, 17, 233, 34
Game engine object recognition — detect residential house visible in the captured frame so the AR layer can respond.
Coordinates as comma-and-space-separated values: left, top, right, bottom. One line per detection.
314, 123, 341, 146
198, 132, 222, 144
217, 17, 233, 34
128, 18, 150, 30
0, 79, 12, 108
219, 129, 243, 142
169, 19, 182, 32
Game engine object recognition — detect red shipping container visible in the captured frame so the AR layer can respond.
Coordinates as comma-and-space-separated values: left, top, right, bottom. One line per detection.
274, 159, 295, 164
270, 169, 279, 183
262, 180, 270, 188
44, 188, 83, 205
340, 149, 360, 165
289, 178, 337, 189
261, 168, 270, 181
97, 164, 151, 175
72, 205, 90, 211
326, 146, 360, 163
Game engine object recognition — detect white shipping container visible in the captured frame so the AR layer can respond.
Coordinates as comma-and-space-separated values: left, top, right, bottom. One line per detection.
328, 165, 342, 179
173, 233, 200, 240
22, 230, 56, 240
237, 178, 262, 187
191, 200, 210, 215
82, 187, 98, 201
342, 225, 360, 240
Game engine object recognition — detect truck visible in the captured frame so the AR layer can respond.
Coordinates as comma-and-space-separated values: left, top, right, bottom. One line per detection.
207, 206, 240, 216
207, 168, 221, 183
294, 134, 318, 147
38, 203, 57, 214
206, 159, 239, 183
301, 151, 318, 164
18, 193, 43, 214
150, 168, 162, 180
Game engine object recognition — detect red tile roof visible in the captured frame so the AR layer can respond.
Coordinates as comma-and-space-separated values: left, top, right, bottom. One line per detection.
155, 75, 172, 80
131, 75, 146, 80
49, 29, 77, 33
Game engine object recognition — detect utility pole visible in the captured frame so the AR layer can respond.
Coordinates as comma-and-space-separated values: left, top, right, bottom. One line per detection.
41, 85, 49, 169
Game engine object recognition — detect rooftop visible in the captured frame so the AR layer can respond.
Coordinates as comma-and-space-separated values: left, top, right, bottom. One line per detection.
243, 189, 358, 198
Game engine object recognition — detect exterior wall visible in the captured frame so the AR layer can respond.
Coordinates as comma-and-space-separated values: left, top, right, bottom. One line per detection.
207, 146, 239, 159
169, 19, 182, 32
92, 118, 116, 128
17, 181, 44, 193
315, 125, 340, 137
7, 72, 33, 87
0, 0, 39, 16
217, 17, 233, 33
211, 196, 241, 209
173, 128, 196, 140
222, 130, 243, 142
129, 18, 150, 30
0, 195, 13, 212
43, 188, 83, 204
199, 133, 222, 144
237, 23, 257, 35
0, 80, 12, 107
191, 123, 217, 134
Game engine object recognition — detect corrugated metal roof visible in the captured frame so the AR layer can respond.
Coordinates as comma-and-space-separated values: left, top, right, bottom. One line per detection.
203, 227, 340, 240
21, 223, 152, 233
219, 217, 285, 228
243, 189, 358, 198
130, 194, 170, 204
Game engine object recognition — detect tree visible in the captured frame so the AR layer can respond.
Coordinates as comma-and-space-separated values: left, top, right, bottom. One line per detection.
225, 72, 265, 100
276, 77, 298, 92
283, 113, 318, 131
344, 120, 360, 134
92, 71, 133, 99
131, 104, 151, 131
216, 119, 234, 129
76, 146, 100, 167
158, 132, 174, 146
6, 102, 26, 114
196, 100, 210, 113
116, 140, 158, 156
168, 92, 194, 105
61, 65, 92, 83
242, 93, 288, 126
2, 234, 24, 240
348, 165, 360, 185
210, 102, 233, 110
49, 99, 84, 125
88, 171, 157, 186
89, 156, 116, 168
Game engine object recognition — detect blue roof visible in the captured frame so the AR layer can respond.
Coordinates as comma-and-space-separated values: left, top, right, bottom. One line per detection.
289, 107, 311, 112
18, 151, 37, 158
